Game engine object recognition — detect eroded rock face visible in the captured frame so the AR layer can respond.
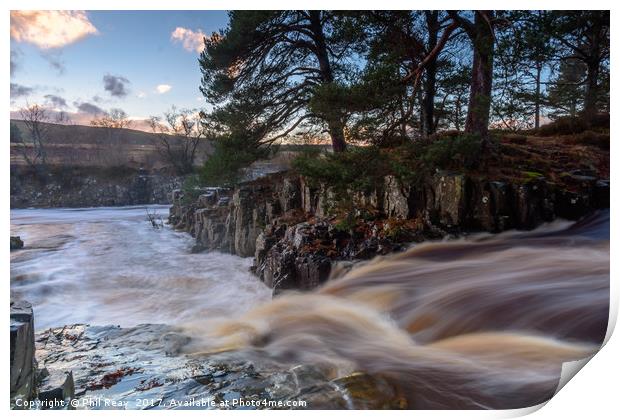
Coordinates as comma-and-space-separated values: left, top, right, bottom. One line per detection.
170, 173, 303, 258
35, 324, 405, 410
10, 300, 36, 408
171, 170, 609, 294
11, 172, 185, 208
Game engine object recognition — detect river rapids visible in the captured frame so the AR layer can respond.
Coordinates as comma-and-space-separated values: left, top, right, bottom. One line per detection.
10, 206, 609, 409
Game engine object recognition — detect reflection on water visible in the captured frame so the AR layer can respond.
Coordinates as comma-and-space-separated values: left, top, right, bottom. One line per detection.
10, 205, 271, 330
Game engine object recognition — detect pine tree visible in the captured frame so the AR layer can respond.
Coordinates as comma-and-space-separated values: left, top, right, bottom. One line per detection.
199, 11, 358, 153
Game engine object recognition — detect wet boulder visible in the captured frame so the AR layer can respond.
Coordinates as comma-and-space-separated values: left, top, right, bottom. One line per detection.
469, 181, 514, 232
514, 179, 554, 229
11, 236, 24, 250
594, 179, 610, 209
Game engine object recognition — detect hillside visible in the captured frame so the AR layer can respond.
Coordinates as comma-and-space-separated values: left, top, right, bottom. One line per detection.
10, 120, 213, 170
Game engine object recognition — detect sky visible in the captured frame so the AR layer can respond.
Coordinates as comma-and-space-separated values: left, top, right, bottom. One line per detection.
10, 10, 230, 130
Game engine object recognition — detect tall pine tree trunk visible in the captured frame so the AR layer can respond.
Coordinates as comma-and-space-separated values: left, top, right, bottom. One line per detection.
464, 13, 494, 140
309, 10, 347, 152
534, 63, 542, 129
583, 60, 600, 118
422, 11, 439, 137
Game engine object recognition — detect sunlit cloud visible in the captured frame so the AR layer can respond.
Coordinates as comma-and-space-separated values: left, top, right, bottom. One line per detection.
156, 84, 172, 94
171, 27, 205, 53
10, 10, 98, 49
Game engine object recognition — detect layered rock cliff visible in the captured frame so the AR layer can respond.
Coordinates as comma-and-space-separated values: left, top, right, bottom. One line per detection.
11, 168, 184, 208
169, 170, 609, 294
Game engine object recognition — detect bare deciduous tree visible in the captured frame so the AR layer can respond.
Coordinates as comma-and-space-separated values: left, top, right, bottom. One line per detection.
91, 108, 133, 129
17, 104, 51, 174
90, 108, 133, 167
149, 106, 205, 175
55, 110, 73, 125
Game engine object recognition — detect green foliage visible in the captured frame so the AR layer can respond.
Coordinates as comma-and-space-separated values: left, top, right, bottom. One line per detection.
199, 11, 360, 152
199, 134, 269, 187
180, 175, 203, 205
546, 58, 587, 119
293, 146, 390, 193
521, 170, 544, 182
333, 213, 358, 233
293, 134, 483, 216
421, 133, 483, 171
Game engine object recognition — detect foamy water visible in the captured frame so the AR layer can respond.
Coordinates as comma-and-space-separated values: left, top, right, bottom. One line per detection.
185, 211, 610, 409
10, 206, 610, 409
10, 205, 272, 330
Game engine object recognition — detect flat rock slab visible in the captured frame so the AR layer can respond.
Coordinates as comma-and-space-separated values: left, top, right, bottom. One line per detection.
35, 324, 404, 410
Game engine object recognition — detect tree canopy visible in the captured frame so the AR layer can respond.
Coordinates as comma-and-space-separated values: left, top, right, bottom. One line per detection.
197, 10, 609, 181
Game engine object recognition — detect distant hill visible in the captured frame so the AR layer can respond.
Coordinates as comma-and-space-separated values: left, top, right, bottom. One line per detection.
10, 120, 212, 170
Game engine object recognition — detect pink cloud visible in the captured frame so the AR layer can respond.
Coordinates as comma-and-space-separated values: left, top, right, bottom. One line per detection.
171, 27, 206, 53
10, 10, 98, 49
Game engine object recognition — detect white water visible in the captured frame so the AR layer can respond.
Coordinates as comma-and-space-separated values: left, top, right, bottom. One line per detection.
10, 205, 272, 330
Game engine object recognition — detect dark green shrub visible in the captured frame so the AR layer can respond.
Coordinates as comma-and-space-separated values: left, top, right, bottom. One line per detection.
200, 134, 269, 187
420, 133, 483, 171
293, 146, 390, 193
180, 175, 203, 205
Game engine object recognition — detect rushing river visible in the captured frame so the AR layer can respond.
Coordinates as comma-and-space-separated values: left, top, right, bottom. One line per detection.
185, 210, 610, 409
10, 205, 272, 330
10, 206, 610, 409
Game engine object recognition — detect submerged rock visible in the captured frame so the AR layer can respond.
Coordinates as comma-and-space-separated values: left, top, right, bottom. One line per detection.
11, 236, 24, 250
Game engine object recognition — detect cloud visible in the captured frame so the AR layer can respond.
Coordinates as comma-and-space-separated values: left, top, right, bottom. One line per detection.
156, 84, 172, 94
137, 91, 147, 98
10, 49, 22, 77
171, 27, 206, 53
41, 52, 66, 75
10, 11, 98, 49
103, 74, 130, 98
74, 101, 105, 115
44, 94, 68, 109
10, 83, 33, 98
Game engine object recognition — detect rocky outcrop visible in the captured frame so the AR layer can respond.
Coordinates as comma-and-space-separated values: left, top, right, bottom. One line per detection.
10, 169, 184, 208
10, 301, 37, 408
35, 323, 405, 409
170, 173, 305, 258
11, 236, 24, 250
170, 170, 609, 294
